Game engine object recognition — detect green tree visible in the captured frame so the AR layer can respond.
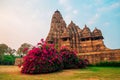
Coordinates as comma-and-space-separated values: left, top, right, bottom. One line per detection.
0, 44, 8, 64
17, 43, 32, 56
7, 47, 16, 55
2, 55, 15, 65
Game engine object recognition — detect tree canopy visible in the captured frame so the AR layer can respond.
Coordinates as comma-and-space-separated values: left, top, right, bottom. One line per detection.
17, 43, 32, 56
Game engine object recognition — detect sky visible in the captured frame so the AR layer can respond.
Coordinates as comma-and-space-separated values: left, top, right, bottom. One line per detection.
0, 0, 120, 50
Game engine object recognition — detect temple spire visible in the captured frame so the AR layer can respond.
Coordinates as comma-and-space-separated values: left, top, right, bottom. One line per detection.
85, 24, 87, 28
46, 10, 107, 53
71, 20, 73, 24
55, 9, 60, 13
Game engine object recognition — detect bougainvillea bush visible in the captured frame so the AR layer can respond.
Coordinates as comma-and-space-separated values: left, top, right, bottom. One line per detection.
78, 58, 89, 68
20, 39, 63, 74
20, 39, 88, 74
60, 47, 88, 69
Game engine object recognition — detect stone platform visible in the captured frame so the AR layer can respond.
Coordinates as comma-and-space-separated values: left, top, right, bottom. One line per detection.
78, 49, 120, 64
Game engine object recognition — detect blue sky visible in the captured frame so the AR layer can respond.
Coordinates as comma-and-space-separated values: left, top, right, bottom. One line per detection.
0, 0, 120, 50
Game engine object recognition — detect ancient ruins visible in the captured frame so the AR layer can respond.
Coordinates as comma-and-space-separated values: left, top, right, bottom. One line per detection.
46, 10, 107, 53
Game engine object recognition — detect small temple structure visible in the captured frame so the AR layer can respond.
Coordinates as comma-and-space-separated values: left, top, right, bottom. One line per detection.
46, 10, 107, 53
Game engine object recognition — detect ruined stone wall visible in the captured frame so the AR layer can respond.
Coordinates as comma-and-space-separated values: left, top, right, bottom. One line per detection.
14, 58, 23, 65
78, 49, 120, 64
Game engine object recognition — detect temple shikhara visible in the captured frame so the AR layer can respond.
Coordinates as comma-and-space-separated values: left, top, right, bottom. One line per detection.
46, 10, 107, 53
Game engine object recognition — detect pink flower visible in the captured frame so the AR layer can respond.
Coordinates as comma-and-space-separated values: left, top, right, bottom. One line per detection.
37, 42, 42, 45
23, 47, 28, 52
41, 38, 44, 42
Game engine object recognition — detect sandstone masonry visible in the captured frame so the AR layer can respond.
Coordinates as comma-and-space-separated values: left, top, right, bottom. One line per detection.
46, 10, 108, 53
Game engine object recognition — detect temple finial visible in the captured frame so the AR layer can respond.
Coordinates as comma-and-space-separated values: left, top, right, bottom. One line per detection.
85, 24, 87, 28
71, 20, 73, 23
55, 9, 60, 13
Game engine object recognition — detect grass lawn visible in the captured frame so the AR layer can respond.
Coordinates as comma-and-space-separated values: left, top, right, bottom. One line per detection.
0, 66, 120, 80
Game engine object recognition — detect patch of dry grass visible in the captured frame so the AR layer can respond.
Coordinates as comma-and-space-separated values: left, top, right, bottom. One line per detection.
0, 66, 120, 80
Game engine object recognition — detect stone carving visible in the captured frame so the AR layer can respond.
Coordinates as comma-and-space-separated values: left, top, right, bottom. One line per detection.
78, 49, 120, 64
46, 10, 108, 53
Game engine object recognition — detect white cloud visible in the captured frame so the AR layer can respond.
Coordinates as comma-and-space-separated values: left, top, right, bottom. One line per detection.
87, 13, 100, 25
58, 0, 72, 11
59, 0, 68, 5
97, 2, 120, 12
103, 22, 110, 27
73, 10, 78, 15
58, 0, 79, 25
110, 2, 120, 9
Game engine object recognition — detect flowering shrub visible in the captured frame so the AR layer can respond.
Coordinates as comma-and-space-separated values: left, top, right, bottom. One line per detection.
60, 47, 87, 69
60, 47, 78, 69
20, 39, 88, 74
21, 39, 63, 74
77, 59, 89, 68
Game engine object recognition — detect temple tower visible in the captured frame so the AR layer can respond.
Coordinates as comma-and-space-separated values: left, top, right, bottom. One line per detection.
92, 27, 106, 51
46, 10, 107, 53
46, 10, 66, 48
67, 21, 81, 52
60, 28, 70, 49
80, 25, 93, 52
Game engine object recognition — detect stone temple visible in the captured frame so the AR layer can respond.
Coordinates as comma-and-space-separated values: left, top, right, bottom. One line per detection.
46, 10, 107, 53
15, 10, 120, 65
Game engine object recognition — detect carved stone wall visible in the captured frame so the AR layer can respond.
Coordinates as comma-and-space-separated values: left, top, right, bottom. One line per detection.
46, 10, 107, 53
78, 49, 120, 64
